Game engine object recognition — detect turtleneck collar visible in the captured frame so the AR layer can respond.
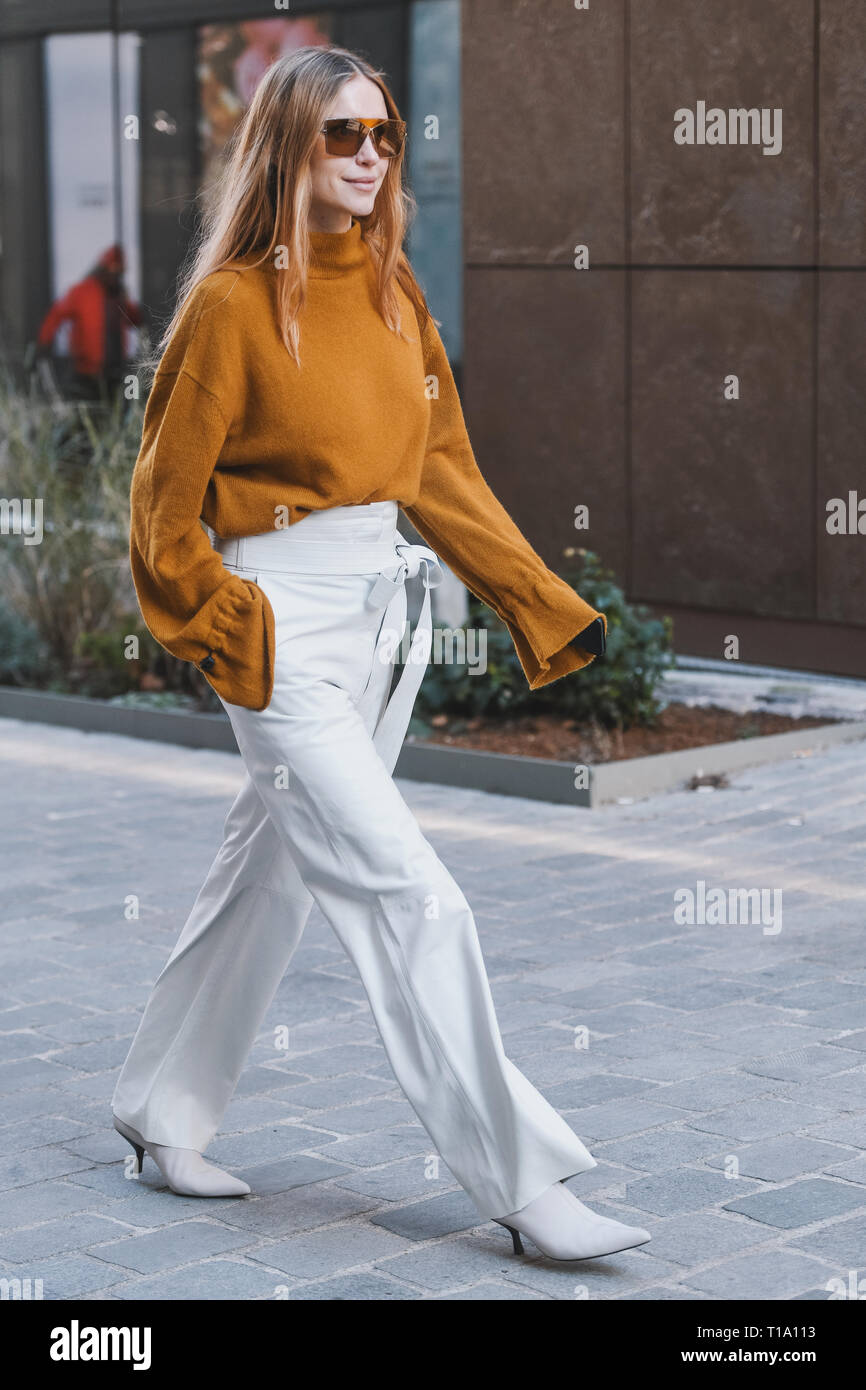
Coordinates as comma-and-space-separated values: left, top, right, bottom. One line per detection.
307, 218, 368, 279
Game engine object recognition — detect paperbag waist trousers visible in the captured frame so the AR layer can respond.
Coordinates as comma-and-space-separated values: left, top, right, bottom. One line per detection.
112, 500, 596, 1219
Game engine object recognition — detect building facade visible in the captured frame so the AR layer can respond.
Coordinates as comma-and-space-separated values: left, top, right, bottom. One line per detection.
1, 0, 864, 676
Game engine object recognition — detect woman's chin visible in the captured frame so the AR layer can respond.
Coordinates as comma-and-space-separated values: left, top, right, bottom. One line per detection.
342, 190, 378, 215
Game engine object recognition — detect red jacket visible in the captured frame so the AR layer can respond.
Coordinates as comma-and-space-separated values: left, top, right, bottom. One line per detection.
38, 275, 142, 376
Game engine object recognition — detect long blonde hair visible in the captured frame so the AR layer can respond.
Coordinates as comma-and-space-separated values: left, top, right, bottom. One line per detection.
150, 44, 432, 374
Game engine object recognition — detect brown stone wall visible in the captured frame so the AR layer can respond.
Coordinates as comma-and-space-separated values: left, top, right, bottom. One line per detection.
462, 0, 866, 676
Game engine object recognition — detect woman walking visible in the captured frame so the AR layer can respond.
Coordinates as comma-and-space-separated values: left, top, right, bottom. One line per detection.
113, 44, 650, 1264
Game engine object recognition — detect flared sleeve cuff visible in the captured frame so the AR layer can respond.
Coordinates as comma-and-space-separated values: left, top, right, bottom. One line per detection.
130, 558, 276, 713
186, 575, 276, 712
500, 571, 608, 691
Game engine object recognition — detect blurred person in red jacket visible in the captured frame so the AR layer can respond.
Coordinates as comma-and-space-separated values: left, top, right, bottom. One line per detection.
36, 244, 144, 399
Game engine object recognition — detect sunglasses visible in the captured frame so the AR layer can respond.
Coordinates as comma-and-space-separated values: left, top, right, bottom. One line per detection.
319, 117, 406, 159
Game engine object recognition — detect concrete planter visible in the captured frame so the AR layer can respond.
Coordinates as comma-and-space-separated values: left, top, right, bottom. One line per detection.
1, 684, 865, 807
397, 722, 866, 806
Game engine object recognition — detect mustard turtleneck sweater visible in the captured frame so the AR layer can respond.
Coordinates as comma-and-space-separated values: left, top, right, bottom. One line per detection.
129, 217, 606, 710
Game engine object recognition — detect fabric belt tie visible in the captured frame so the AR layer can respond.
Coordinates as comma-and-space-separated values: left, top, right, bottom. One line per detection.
209, 522, 443, 768
364, 537, 443, 768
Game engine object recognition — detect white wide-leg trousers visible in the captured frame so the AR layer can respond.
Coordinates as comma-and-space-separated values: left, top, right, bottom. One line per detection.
112, 501, 596, 1218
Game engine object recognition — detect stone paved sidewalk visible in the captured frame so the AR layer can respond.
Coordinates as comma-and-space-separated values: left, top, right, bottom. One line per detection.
1, 717, 865, 1301
663, 656, 866, 722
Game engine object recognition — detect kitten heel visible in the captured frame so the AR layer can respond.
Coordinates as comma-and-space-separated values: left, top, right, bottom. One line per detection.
114, 1115, 145, 1174
501, 1223, 524, 1256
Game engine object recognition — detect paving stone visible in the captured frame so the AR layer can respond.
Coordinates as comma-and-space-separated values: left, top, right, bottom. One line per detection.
112, 1259, 294, 1300
823, 1155, 866, 1185
705, 1136, 856, 1182
785, 1211, 866, 1266
0, 1089, 93, 1128
300, 1098, 417, 1135
206, 1123, 338, 1167
561, 1099, 690, 1143
15, 1252, 129, 1298
623, 967, 726, 996
806, 1002, 866, 1031
65, 1165, 247, 1223
544, 984, 649, 1013
0, 1147, 96, 1192
496, 1000, 575, 1034
313, 1126, 429, 1168
332, 1156, 457, 1203
35, 1011, 141, 1045
212, 1095, 302, 1132
722, 1177, 866, 1229
561, 1163, 640, 1197
776, 1071, 866, 1112
369, 1190, 484, 1241
769, 983, 866, 1012
0, 1031, 52, 1062
433, 1279, 548, 1299
0, 1059, 73, 1094
214, 1184, 381, 1237
565, 1003, 684, 1035
87, 1220, 251, 1274
274, 1044, 387, 1079
830, 1031, 866, 1053
63, 1131, 148, 1164
624, 1168, 763, 1217
634, 1211, 770, 1266
805, 1114, 866, 1148
699, 1025, 837, 1059
643, 1073, 778, 1113
788, 1283, 839, 1300
230, 1154, 351, 1196
374, 1233, 525, 1291
0, 1213, 130, 1262
741, 1044, 864, 1083
496, 1023, 576, 1060
516, 1048, 615, 1086
258, 1017, 374, 1055
682, 1249, 837, 1299
502, 1245, 681, 1298
275, 1075, 397, 1110
0, 1180, 121, 1232
0, 1115, 97, 1153
641, 982, 760, 1012
594, 1128, 729, 1174
286, 1272, 418, 1299
689, 1098, 828, 1143
61, 1073, 121, 1101
488, 978, 564, 1006
627, 1283, 710, 1299
587, 1028, 719, 1062
543, 1074, 658, 1109
247, 1222, 410, 1278
44, 1038, 133, 1073
612, 1047, 738, 1083
674, 1003, 800, 1033
233, 1065, 309, 1096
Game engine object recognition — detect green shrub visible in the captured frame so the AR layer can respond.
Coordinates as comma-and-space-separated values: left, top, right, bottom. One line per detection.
71, 614, 164, 699
0, 605, 52, 686
415, 547, 674, 730
0, 369, 142, 676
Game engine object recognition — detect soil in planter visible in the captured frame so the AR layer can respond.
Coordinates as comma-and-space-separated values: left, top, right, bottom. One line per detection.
414, 702, 840, 764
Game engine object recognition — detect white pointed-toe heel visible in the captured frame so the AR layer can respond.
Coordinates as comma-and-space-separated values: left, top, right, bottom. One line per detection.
495, 1179, 651, 1261
113, 1115, 250, 1197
